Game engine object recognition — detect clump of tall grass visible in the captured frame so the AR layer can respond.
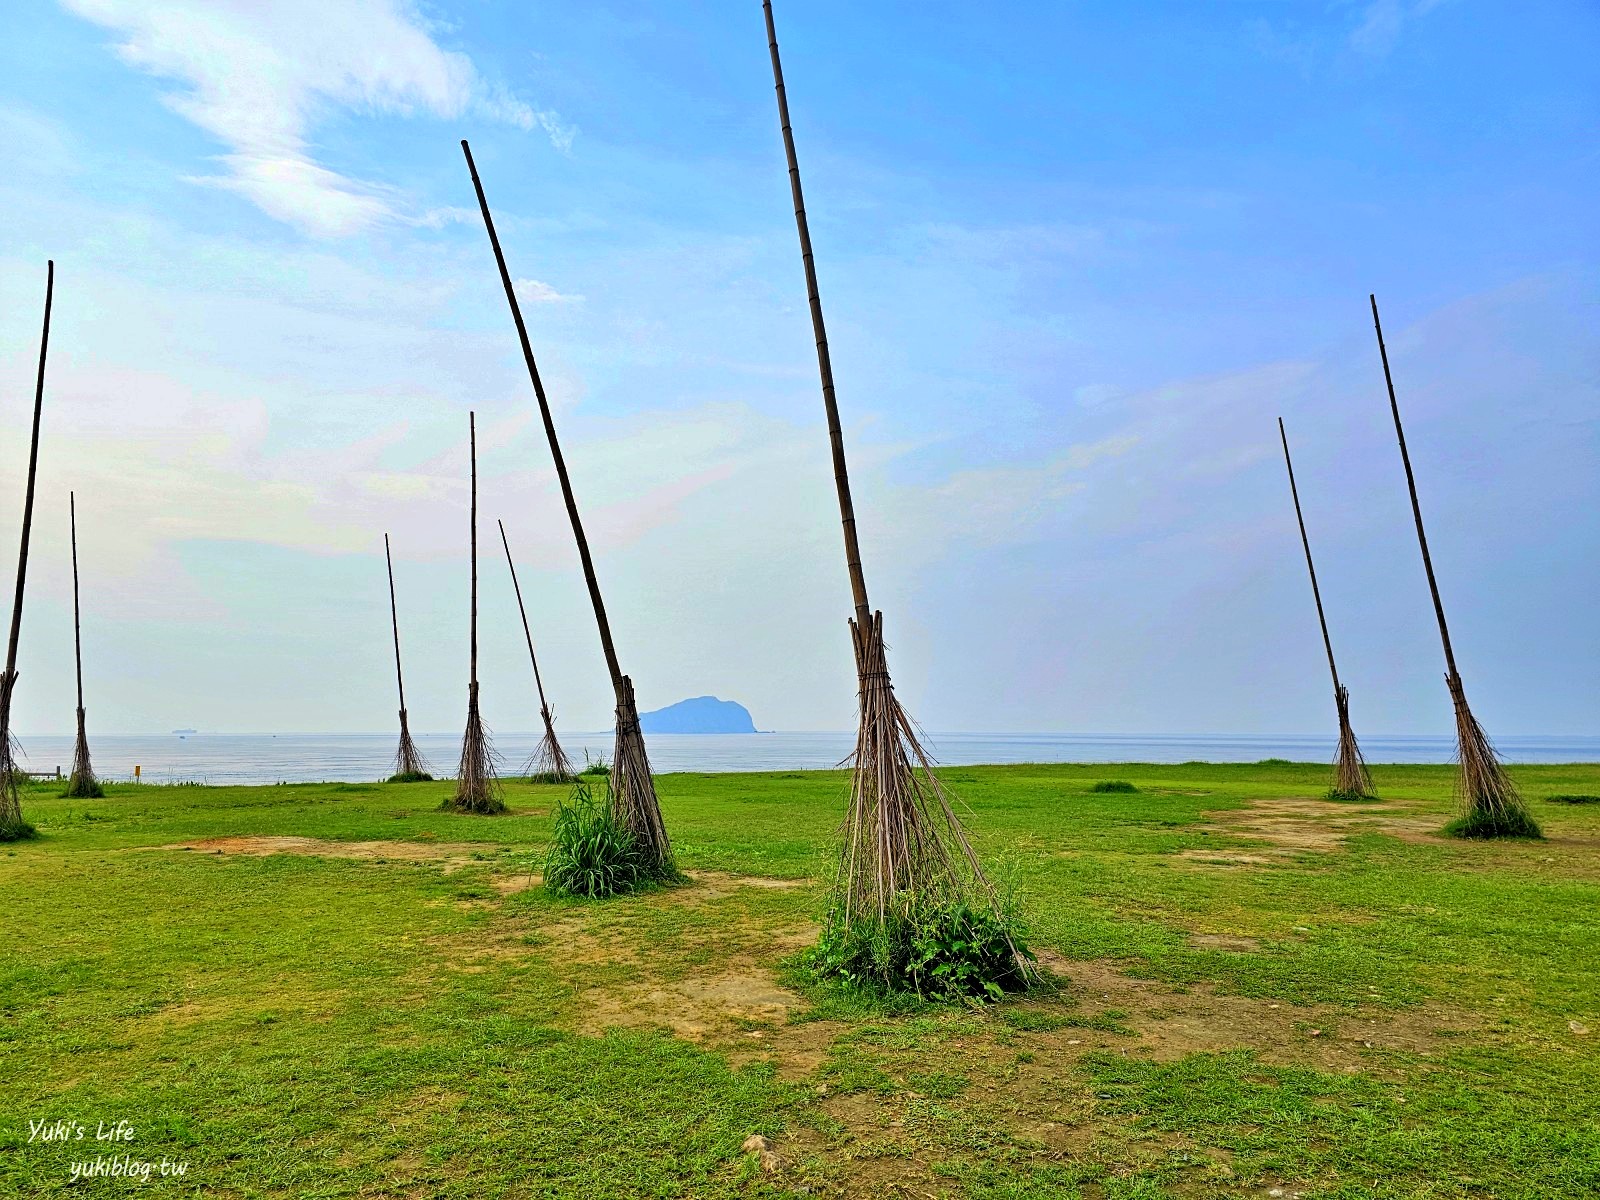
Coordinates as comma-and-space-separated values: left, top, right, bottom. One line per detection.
579, 752, 611, 777
1089, 780, 1138, 794
1546, 794, 1600, 805
543, 781, 679, 899
387, 770, 433, 784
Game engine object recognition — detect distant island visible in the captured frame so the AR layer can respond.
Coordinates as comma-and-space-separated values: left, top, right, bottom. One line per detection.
638, 697, 757, 735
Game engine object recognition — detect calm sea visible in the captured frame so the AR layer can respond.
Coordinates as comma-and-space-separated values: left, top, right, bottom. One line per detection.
9, 731, 1598, 786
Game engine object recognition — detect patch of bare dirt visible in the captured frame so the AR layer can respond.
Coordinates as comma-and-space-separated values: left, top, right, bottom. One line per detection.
762, 1017, 848, 1080
141, 996, 240, 1027
1188, 933, 1262, 952
1176, 849, 1282, 868
566, 915, 821, 1065
490, 871, 541, 895
1180, 796, 1444, 865
742, 954, 1478, 1195
518, 871, 823, 1073
579, 969, 806, 1042
673, 870, 809, 900
1034, 951, 1471, 1071
420, 929, 542, 976
162, 835, 497, 872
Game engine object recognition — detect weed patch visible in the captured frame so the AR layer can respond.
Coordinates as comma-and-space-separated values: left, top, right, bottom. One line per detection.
543, 784, 680, 899
806, 899, 1035, 1002
1445, 807, 1544, 840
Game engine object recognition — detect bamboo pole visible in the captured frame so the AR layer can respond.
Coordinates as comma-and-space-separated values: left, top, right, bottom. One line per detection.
460, 141, 624, 695
63, 491, 100, 797
469, 413, 479, 693
384, 533, 429, 780
460, 139, 668, 859
498, 519, 576, 782
70, 493, 84, 716
762, 0, 870, 627
385, 533, 408, 716
1277, 420, 1342, 692
757, 4, 1027, 983
1369, 294, 1535, 836
1, 260, 53, 837
498, 519, 551, 715
450, 410, 503, 812
1277, 418, 1372, 798
1370, 297, 1458, 677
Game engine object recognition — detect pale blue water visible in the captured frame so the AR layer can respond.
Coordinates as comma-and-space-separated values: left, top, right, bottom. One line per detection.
9, 731, 1598, 786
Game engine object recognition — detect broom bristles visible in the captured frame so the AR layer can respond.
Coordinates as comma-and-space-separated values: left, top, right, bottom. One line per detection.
1447, 673, 1539, 837
609, 676, 673, 869
63, 706, 102, 798
523, 705, 576, 783
839, 613, 1030, 974
450, 683, 505, 814
392, 708, 431, 780
0, 724, 21, 823
0, 672, 36, 837
1, 670, 16, 765
1329, 685, 1375, 799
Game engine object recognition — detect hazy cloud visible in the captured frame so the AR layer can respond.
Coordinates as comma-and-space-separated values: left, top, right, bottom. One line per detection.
1350, 0, 1453, 57
515, 278, 582, 305
60, 0, 573, 236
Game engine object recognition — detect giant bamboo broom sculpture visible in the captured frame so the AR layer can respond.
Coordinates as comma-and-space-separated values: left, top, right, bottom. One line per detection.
0, 261, 52, 842
447, 412, 505, 814
384, 533, 432, 782
1277, 419, 1374, 801
498, 519, 576, 784
63, 492, 103, 799
761, 2, 1023, 966
461, 140, 672, 868
1370, 295, 1539, 839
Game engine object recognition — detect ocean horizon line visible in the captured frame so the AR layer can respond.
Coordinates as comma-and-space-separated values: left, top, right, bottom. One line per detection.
6, 729, 1597, 786
11, 728, 1598, 741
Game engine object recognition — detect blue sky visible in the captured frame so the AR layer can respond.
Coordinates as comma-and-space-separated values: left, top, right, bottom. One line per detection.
0, 0, 1595, 738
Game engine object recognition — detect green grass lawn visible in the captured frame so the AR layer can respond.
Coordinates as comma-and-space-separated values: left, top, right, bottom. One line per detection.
2, 761, 1597, 1198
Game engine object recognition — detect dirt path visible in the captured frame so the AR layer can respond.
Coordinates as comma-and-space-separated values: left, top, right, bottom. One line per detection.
1178, 795, 1444, 866
162, 834, 498, 871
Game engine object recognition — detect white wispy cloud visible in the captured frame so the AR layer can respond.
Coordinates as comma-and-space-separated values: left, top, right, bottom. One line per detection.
60, 0, 574, 237
1349, 0, 1453, 58
480, 83, 576, 153
515, 278, 582, 304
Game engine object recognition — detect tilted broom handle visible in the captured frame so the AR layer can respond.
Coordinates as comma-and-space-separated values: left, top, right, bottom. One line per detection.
70, 491, 84, 713
383, 532, 408, 715
497, 519, 551, 714
1277, 419, 1342, 693
468, 412, 479, 690
762, 0, 872, 627
1370, 294, 1460, 682
461, 139, 626, 696
2, 261, 53, 733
